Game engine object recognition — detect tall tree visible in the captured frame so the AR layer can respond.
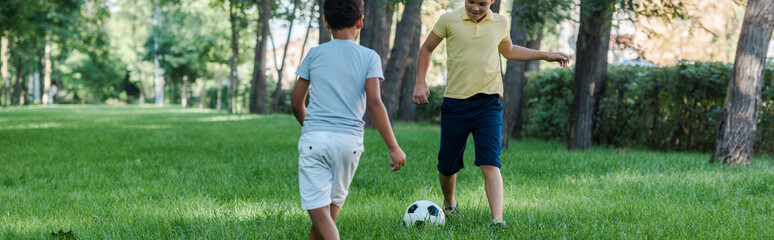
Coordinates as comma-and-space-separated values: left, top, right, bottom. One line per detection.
316, 0, 330, 44
382, 0, 422, 120
250, 0, 272, 114
501, 0, 572, 148
568, 0, 615, 150
592, 13, 613, 144
42, 36, 52, 104
360, 0, 394, 127
360, 0, 394, 68
11, 47, 24, 105
112, 0, 153, 104
271, 0, 300, 113
500, 0, 529, 150
490, 0, 501, 13
712, 0, 774, 165
397, 3, 422, 122
227, 0, 238, 112
525, 34, 542, 73
1, 36, 8, 107
227, 0, 247, 113
153, 0, 165, 105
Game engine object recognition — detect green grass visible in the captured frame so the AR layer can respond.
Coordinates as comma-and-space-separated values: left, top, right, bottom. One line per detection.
1, 105, 773, 239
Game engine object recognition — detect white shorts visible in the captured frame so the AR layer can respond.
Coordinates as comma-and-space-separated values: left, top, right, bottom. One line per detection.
298, 131, 364, 210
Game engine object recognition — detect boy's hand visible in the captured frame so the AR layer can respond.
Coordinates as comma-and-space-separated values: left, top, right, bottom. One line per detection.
388, 148, 406, 171
546, 52, 571, 67
413, 83, 430, 105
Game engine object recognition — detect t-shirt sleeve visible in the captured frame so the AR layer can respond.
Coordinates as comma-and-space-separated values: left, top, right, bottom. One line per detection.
295, 48, 313, 80
431, 13, 449, 38
366, 52, 384, 82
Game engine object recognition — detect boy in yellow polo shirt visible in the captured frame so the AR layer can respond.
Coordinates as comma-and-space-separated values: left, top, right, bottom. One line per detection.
413, 0, 570, 227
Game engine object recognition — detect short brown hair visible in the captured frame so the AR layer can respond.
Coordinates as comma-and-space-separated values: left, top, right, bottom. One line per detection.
322, 0, 364, 31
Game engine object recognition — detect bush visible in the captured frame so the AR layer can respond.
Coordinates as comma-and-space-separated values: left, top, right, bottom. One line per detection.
416, 85, 446, 124
523, 68, 574, 140
523, 62, 774, 153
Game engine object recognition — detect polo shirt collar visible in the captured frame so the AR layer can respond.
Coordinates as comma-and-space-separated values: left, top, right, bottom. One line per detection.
460, 8, 494, 22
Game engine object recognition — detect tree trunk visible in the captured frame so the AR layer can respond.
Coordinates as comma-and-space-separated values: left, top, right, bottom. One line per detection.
397, 6, 422, 122
382, 0, 421, 121
361, 0, 393, 68
129, 22, 143, 105
712, 0, 774, 165
26, 60, 35, 104
199, 72, 207, 109
490, 0, 501, 13
250, 0, 271, 114
525, 34, 542, 73
154, 5, 165, 106
24, 73, 31, 105
317, 0, 331, 44
501, 0, 528, 150
298, 7, 314, 65
1, 36, 8, 108
53, 57, 62, 103
181, 75, 189, 108
228, 1, 241, 114
511, 34, 543, 138
34, 49, 42, 103
43, 36, 52, 105
272, 0, 299, 113
216, 74, 223, 112
11, 55, 23, 105
569, 0, 614, 150
361, 0, 394, 128
136, 63, 146, 104
592, 15, 612, 144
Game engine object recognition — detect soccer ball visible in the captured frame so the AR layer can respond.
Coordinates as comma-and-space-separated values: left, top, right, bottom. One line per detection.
403, 200, 445, 227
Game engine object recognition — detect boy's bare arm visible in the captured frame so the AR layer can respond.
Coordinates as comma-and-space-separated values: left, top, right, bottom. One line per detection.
498, 38, 570, 67
365, 77, 406, 171
291, 77, 310, 126
413, 32, 444, 105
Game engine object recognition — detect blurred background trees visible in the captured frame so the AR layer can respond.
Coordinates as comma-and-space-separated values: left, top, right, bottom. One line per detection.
1, 0, 772, 160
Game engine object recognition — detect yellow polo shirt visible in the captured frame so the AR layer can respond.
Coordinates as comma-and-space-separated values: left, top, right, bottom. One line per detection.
432, 8, 509, 99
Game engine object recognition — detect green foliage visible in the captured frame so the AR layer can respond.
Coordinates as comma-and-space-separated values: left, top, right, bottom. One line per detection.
523, 68, 574, 140
0, 0, 35, 36
416, 85, 446, 123
757, 65, 774, 152
618, 0, 686, 21
60, 49, 126, 102
523, 62, 774, 153
206, 85, 228, 109
1, 106, 774, 239
512, 0, 573, 37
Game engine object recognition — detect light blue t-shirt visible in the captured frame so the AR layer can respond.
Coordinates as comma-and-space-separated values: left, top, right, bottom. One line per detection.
295, 39, 384, 137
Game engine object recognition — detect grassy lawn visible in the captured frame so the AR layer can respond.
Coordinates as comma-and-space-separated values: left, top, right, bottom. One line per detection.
1, 105, 773, 239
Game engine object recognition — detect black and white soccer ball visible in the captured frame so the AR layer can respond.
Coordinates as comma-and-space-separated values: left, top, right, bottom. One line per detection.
403, 200, 445, 227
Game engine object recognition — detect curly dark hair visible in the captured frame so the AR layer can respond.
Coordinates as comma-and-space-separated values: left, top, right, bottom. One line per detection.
322, 0, 364, 31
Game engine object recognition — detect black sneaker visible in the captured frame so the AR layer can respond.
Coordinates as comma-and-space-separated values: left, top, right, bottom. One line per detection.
490, 219, 507, 228
443, 203, 458, 217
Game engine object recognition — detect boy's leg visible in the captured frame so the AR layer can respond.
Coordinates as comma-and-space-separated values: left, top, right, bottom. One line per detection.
329, 204, 341, 221
308, 205, 339, 240
438, 98, 471, 209
470, 96, 504, 221
439, 173, 457, 208
299, 132, 347, 239
480, 165, 503, 221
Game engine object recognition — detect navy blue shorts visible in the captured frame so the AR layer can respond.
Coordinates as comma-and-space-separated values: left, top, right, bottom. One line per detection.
437, 94, 503, 176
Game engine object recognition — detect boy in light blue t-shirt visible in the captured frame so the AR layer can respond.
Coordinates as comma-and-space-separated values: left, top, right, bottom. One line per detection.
291, 0, 406, 239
